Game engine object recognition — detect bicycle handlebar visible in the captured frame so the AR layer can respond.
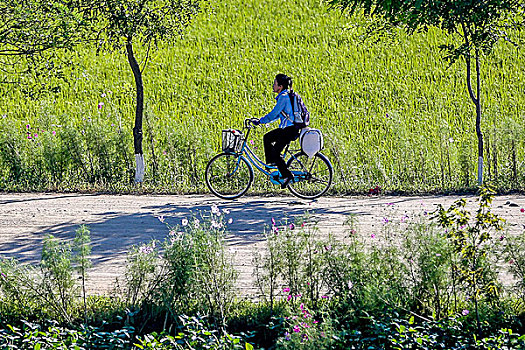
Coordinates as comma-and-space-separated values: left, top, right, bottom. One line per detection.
244, 118, 260, 129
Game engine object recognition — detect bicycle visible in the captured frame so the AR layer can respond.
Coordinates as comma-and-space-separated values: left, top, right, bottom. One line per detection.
205, 118, 333, 200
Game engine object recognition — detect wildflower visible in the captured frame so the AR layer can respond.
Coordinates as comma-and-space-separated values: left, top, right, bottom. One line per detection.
34, 133, 38, 138
0, 273, 5, 278
52, 131, 56, 136
101, 92, 106, 98
436, 253, 441, 257
284, 332, 291, 341
228, 218, 233, 224
301, 222, 305, 228
462, 310, 469, 316
223, 208, 230, 214
449, 137, 454, 143
193, 218, 200, 228
293, 325, 300, 333
289, 223, 295, 230
157, 216, 165, 223
349, 229, 356, 235
27, 134, 32, 139
313, 320, 319, 324
300, 303, 305, 311
509, 259, 515, 264
382, 217, 389, 224
400, 215, 409, 223
181, 218, 188, 226
271, 217, 276, 226
162, 151, 167, 155
98, 102, 104, 109
347, 281, 353, 290
211, 220, 223, 229
321, 295, 329, 299
521, 208, 525, 213
211, 204, 221, 215
387, 203, 394, 206
249, 139, 255, 145
272, 226, 279, 234
287, 295, 292, 301
324, 244, 331, 251
500, 235, 505, 241
139, 245, 153, 254
283, 287, 290, 293
371, 233, 376, 238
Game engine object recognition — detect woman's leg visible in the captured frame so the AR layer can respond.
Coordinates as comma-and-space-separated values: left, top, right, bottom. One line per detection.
273, 126, 300, 180
263, 128, 285, 165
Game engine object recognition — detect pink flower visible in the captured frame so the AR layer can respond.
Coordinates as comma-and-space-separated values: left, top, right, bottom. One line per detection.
34, 133, 38, 138
287, 295, 292, 301
289, 223, 295, 230
462, 309, 469, 316
272, 226, 279, 234
271, 218, 276, 226
52, 131, 56, 135
27, 134, 32, 139
293, 325, 300, 333
283, 287, 290, 293
26, 124, 30, 129
249, 140, 255, 145
98, 102, 104, 109
521, 208, 525, 213
321, 295, 329, 299
371, 233, 376, 238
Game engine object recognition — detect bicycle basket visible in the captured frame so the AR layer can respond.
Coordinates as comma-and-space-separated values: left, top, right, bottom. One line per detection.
222, 129, 244, 153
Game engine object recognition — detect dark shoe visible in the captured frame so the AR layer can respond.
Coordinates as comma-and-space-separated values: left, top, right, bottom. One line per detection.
281, 177, 292, 189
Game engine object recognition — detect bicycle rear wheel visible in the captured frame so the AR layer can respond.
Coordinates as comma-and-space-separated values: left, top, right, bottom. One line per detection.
286, 152, 333, 199
205, 153, 253, 199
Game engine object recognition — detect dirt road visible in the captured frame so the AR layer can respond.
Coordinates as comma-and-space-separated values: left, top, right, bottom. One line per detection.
1, 193, 524, 296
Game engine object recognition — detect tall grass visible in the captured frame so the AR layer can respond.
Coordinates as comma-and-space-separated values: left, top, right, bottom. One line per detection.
0, 0, 524, 193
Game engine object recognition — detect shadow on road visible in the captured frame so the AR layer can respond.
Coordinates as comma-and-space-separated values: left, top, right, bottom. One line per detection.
0, 197, 357, 268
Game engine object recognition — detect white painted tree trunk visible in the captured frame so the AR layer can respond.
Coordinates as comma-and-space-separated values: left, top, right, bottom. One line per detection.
478, 156, 483, 186
135, 154, 145, 183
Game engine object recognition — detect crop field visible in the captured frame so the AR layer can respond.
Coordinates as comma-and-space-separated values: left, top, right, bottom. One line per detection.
0, 0, 524, 193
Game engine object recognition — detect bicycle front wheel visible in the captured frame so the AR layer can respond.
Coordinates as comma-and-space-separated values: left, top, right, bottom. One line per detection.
286, 152, 333, 199
205, 153, 254, 200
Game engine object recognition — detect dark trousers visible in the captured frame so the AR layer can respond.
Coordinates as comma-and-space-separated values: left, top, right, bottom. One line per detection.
263, 126, 299, 179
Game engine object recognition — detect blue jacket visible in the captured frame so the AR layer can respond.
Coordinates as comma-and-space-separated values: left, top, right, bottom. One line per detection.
259, 90, 295, 128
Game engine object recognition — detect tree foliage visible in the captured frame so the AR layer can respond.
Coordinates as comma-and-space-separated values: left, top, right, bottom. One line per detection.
0, 0, 90, 88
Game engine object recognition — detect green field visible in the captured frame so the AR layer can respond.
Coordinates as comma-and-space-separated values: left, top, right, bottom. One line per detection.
1, 0, 524, 193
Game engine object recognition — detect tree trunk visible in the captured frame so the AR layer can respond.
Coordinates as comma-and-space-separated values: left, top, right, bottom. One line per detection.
475, 51, 483, 186
462, 23, 483, 186
126, 39, 145, 183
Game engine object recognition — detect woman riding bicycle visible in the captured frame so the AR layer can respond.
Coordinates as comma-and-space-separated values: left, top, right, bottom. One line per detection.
253, 74, 300, 189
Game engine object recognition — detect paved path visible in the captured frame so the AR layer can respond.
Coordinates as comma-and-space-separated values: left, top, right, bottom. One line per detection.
1, 193, 524, 296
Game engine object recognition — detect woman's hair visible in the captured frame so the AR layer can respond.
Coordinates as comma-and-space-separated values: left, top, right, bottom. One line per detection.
275, 74, 293, 90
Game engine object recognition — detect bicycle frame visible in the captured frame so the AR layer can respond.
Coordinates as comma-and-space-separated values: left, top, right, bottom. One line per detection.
226, 121, 305, 185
